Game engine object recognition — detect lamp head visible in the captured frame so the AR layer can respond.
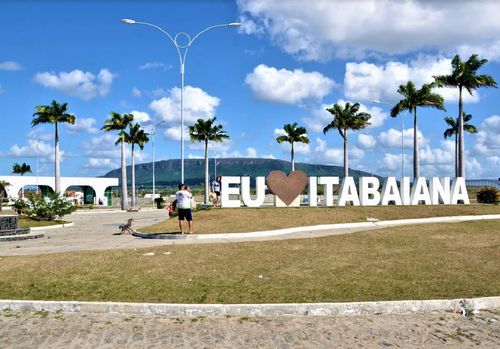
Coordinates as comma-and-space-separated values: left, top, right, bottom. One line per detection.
121, 18, 136, 24
228, 22, 241, 27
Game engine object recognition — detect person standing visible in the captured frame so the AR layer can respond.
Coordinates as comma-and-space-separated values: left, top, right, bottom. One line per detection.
211, 176, 222, 207
175, 183, 193, 234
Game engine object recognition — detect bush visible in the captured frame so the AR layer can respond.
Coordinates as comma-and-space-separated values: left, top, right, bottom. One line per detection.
476, 186, 499, 204
12, 192, 76, 220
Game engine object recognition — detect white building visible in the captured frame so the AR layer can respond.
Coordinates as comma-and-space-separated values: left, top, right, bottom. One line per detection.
0, 175, 118, 206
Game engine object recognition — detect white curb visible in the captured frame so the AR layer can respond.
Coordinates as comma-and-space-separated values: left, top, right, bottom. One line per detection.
30, 222, 74, 231
1, 297, 498, 317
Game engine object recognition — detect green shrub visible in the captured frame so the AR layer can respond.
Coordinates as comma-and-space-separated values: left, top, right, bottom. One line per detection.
13, 192, 76, 221
476, 186, 499, 204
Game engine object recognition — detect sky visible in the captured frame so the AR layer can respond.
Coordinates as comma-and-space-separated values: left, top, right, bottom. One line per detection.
1, 0, 499, 180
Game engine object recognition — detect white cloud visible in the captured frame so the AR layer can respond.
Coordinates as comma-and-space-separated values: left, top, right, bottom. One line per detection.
378, 127, 427, 149
0, 139, 52, 159
237, 0, 500, 61
344, 56, 479, 104
0, 61, 23, 71
132, 87, 142, 98
245, 64, 335, 104
246, 147, 257, 158
311, 137, 364, 166
163, 126, 189, 142
130, 110, 151, 124
357, 133, 376, 150
34, 68, 115, 101
138, 62, 173, 70
474, 115, 500, 156
65, 118, 98, 134
150, 86, 220, 124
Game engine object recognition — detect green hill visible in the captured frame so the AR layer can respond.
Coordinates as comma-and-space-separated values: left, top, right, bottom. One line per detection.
102, 158, 380, 187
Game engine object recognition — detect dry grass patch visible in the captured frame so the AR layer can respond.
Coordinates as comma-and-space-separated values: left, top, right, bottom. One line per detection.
141, 204, 500, 234
0, 220, 498, 304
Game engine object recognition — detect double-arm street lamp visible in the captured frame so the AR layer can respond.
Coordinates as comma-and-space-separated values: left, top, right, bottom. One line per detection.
121, 18, 240, 183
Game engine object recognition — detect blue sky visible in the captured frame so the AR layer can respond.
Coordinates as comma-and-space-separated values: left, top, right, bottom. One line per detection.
1, 0, 499, 179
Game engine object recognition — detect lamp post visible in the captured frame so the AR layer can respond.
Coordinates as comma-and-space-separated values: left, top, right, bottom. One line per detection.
373, 100, 406, 178
122, 18, 240, 183
150, 120, 166, 205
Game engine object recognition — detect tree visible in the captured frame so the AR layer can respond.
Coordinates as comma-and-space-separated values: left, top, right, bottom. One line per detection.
0, 180, 10, 211
12, 162, 32, 198
123, 122, 149, 207
32, 100, 75, 195
391, 81, 445, 178
101, 112, 134, 210
444, 113, 477, 177
276, 122, 310, 171
434, 54, 497, 178
12, 162, 32, 176
189, 117, 230, 205
324, 102, 371, 178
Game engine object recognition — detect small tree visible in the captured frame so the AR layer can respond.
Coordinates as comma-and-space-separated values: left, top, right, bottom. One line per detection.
12, 162, 32, 198
276, 122, 310, 171
443, 113, 477, 177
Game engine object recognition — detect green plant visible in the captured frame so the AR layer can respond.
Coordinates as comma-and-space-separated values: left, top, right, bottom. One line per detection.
476, 186, 499, 204
15, 192, 76, 221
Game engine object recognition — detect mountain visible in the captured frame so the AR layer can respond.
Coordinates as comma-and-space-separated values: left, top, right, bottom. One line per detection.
102, 158, 381, 187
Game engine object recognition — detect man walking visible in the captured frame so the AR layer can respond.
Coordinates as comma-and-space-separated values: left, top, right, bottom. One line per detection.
175, 183, 193, 234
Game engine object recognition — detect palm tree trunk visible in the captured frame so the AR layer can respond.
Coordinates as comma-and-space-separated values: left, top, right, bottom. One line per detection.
121, 136, 128, 210
131, 144, 136, 207
454, 134, 458, 177
54, 122, 61, 195
413, 109, 419, 178
291, 142, 295, 172
204, 139, 209, 205
458, 87, 465, 177
343, 131, 348, 178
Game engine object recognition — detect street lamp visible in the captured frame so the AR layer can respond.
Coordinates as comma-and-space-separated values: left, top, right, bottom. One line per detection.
149, 120, 166, 205
373, 100, 407, 178
122, 18, 240, 183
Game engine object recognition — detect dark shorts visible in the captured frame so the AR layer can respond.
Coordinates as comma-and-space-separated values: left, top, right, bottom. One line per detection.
215, 191, 221, 197
178, 208, 192, 221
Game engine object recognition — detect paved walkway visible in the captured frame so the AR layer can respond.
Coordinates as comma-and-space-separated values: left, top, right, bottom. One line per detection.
1, 308, 499, 348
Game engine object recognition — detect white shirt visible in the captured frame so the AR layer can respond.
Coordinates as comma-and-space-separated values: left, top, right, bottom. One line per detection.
212, 180, 221, 192
176, 189, 192, 209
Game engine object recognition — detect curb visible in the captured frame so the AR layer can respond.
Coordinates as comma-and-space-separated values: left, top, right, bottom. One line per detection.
1, 297, 498, 317
134, 214, 500, 240
72, 208, 160, 215
30, 222, 74, 231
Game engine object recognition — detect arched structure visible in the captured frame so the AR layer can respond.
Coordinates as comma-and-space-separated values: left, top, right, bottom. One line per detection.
0, 176, 118, 206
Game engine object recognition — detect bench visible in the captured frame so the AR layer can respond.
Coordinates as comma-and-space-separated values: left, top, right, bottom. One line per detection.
118, 218, 134, 235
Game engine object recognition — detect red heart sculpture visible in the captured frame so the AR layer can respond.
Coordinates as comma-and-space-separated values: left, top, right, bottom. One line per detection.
266, 170, 308, 206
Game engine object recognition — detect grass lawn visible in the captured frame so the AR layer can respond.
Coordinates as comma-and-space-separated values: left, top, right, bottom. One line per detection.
0, 219, 498, 304
17, 217, 69, 228
141, 204, 500, 234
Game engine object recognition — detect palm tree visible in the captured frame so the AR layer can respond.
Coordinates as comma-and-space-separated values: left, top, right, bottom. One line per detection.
101, 112, 134, 210
276, 122, 310, 171
0, 180, 10, 211
12, 162, 32, 198
434, 54, 497, 177
12, 163, 31, 176
189, 117, 230, 205
32, 100, 75, 195
123, 122, 150, 207
324, 102, 371, 178
391, 81, 445, 178
444, 113, 477, 177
